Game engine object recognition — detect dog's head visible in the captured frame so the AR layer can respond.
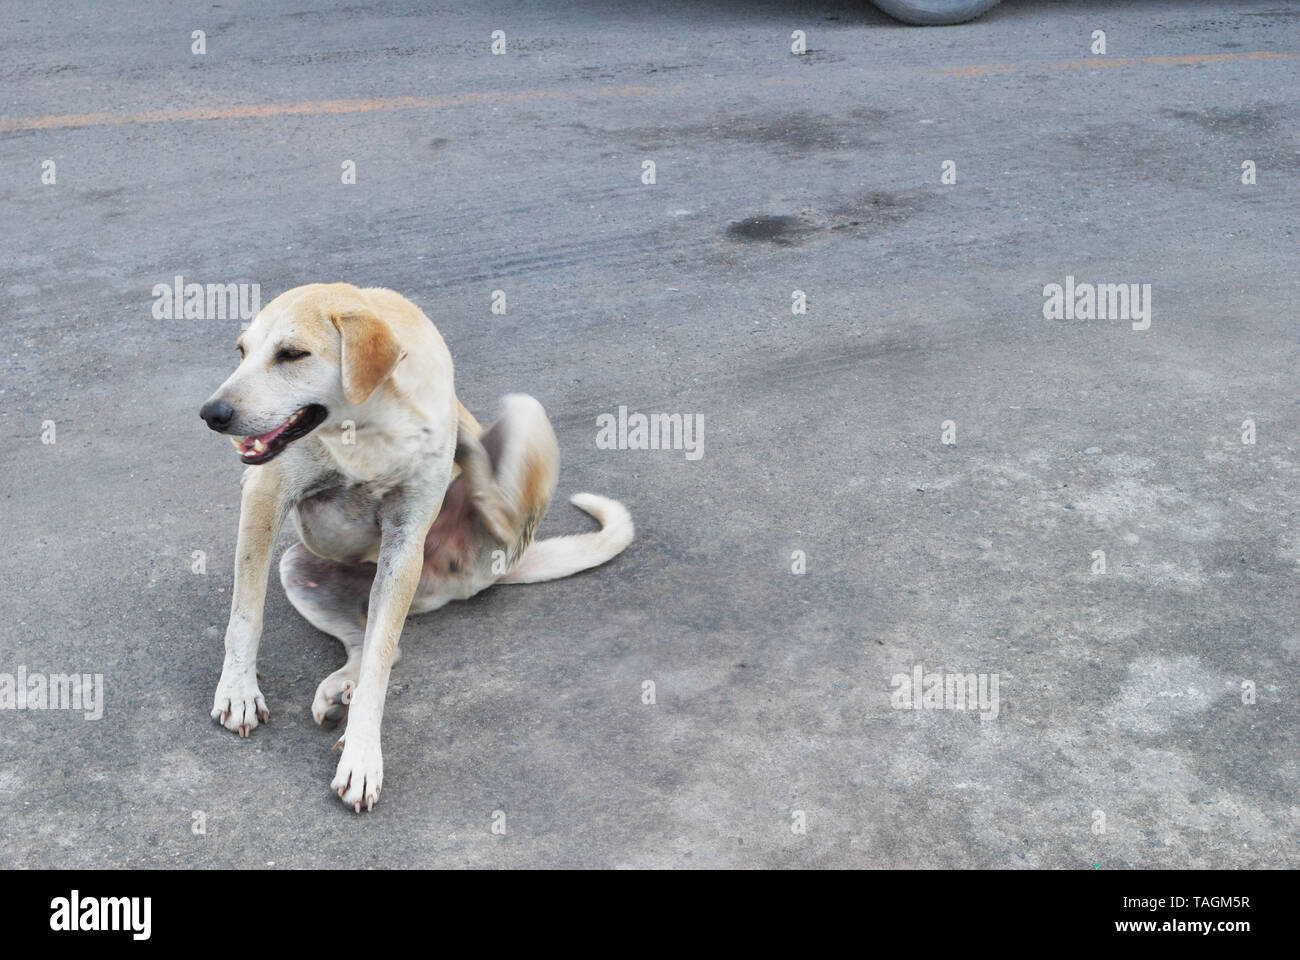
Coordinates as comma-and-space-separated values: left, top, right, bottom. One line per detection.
199, 284, 406, 465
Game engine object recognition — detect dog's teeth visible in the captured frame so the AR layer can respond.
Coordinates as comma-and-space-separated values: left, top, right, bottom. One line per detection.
253, 439, 266, 453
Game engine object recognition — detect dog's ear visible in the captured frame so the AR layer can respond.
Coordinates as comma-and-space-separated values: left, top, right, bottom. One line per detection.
331, 311, 406, 404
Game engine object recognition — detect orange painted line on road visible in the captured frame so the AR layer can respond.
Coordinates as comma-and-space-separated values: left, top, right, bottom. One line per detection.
1059, 50, 1300, 69
0, 83, 675, 133
2, 50, 1296, 133
937, 49, 1300, 76
938, 64, 1018, 77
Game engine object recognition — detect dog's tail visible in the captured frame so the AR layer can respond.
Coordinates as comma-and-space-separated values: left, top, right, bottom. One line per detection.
499, 493, 633, 584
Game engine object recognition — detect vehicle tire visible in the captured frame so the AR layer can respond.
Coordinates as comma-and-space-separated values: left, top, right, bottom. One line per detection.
871, 0, 1002, 25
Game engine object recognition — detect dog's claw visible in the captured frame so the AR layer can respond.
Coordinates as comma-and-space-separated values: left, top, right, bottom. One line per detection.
332, 739, 382, 812
211, 673, 269, 737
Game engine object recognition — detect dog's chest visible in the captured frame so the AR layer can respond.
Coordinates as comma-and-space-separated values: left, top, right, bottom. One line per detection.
293, 483, 387, 563
287, 419, 453, 562
320, 422, 447, 486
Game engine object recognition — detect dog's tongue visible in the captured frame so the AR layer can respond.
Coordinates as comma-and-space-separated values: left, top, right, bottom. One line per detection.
237, 417, 293, 458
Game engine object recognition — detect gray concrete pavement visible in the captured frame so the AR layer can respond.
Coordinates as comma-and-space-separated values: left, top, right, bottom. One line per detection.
1, 0, 1297, 868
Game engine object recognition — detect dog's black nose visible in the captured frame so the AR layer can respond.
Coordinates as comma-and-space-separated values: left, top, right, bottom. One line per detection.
200, 399, 236, 432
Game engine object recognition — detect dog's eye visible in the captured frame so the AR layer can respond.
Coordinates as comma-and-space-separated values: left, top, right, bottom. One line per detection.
275, 348, 310, 363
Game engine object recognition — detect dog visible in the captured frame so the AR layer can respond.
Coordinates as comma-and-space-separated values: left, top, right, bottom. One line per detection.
199, 282, 633, 812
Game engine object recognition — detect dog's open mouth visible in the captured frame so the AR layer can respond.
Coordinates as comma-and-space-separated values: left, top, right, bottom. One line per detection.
234, 404, 328, 465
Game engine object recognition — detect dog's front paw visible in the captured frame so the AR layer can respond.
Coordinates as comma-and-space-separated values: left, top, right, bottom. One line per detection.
331, 736, 383, 812
211, 670, 269, 737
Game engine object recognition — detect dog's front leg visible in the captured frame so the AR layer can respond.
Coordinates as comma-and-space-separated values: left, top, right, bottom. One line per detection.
211, 464, 290, 737
331, 482, 445, 812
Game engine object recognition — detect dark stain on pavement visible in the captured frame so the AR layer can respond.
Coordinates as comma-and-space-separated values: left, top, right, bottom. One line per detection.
726, 190, 927, 246
582, 109, 893, 157
832, 190, 925, 226
726, 215, 814, 245
1161, 105, 1279, 136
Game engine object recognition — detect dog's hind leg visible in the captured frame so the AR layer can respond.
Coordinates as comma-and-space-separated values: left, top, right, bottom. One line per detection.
279, 543, 397, 727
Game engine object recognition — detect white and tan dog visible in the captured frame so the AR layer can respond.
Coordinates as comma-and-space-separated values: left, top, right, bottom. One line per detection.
199, 283, 632, 812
